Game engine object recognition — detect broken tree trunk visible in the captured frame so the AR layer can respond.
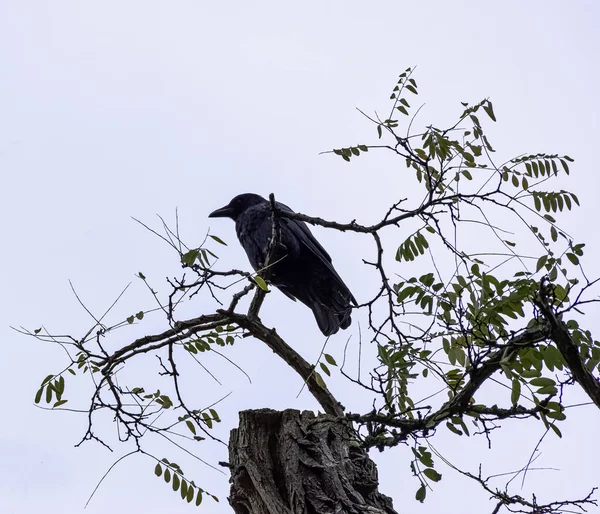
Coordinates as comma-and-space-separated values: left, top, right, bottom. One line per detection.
228, 409, 397, 514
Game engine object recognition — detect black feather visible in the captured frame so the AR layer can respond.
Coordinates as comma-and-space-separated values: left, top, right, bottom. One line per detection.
209, 193, 356, 335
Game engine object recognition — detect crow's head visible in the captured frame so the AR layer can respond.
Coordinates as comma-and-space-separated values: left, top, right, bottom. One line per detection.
208, 193, 267, 221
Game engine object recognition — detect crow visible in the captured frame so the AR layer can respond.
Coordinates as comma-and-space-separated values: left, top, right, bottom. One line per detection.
209, 193, 357, 336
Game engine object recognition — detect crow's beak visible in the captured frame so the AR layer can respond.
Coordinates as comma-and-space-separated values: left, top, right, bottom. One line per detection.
208, 204, 234, 219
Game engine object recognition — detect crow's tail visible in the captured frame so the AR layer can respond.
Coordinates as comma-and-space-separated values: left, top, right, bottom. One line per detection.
310, 296, 353, 336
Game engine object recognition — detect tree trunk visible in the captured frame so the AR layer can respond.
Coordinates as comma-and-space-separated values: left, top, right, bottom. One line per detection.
228, 409, 397, 514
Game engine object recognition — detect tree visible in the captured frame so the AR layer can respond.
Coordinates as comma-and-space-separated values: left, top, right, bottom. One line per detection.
20, 68, 599, 513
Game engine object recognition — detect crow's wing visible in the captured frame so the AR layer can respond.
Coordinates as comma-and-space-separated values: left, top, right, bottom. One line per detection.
278, 202, 357, 306
277, 203, 332, 262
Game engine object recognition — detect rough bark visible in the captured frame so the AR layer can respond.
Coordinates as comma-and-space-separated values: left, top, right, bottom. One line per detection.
228, 409, 397, 514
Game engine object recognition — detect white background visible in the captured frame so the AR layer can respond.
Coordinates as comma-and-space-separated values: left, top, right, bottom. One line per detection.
1, 2, 599, 513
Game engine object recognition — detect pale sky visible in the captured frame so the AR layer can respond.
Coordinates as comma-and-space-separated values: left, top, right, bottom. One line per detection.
2, 2, 600, 513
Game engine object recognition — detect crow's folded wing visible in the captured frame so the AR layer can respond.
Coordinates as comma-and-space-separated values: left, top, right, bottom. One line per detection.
278, 203, 357, 306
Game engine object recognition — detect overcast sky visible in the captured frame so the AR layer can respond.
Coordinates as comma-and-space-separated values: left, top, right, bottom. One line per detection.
2, 2, 600, 513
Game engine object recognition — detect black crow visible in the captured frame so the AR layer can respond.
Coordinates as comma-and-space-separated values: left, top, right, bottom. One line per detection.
209, 193, 357, 336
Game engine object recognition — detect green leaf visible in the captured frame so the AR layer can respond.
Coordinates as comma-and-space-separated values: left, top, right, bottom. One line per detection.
186, 420, 196, 435
483, 101, 496, 121
536, 255, 548, 272
40, 374, 55, 386
546, 401, 563, 411
571, 193, 580, 206
254, 276, 269, 291
511, 378, 521, 406
537, 385, 557, 395
529, 377, 555, 387
423, 468, 442, 482
209, 408, 221, 422
186, 484, 194, 503
172, 472, 180, 491
549, 423, 562, 438
154, 463, 162, 476
446, 422, 463, 436
314, 371, 326, 389
34, 387, 43, 404
196, 489, 203, 506
56, 375, 70, 393
397, 286, 415, 303
202, 412, 213, 429
415, 484, 426, 502
554, 284, 568, 303
209, 234, 227, 245
566, 253, 579, 265
180, 480, 188, 499
45, 384, 53, 404
419, 273, 435, 287
545, 411, 566, 421
324, 353, 337, 366
319, 362, 331, 376
164, 468, 171, 483
53, 399, 68, 408
181, 249, 200, 266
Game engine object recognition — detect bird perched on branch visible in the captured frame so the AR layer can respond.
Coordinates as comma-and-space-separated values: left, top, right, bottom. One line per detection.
209, 193, 357, 336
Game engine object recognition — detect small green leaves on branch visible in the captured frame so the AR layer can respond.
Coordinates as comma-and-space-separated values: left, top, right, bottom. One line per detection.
319, 353, 338, 377
531, 191, 580, 213
34, 374, 68, 408
395, 231, 429, 262
126, 311, 144, 324
389, 67, 418, 119
181, 247, 217, 268
142, 390, 174, 410
411, 445, 442, 502
183, 325, 239, 355
332, 145, 369, 162
153, 458, 219, 507
179, 407, 221, 433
